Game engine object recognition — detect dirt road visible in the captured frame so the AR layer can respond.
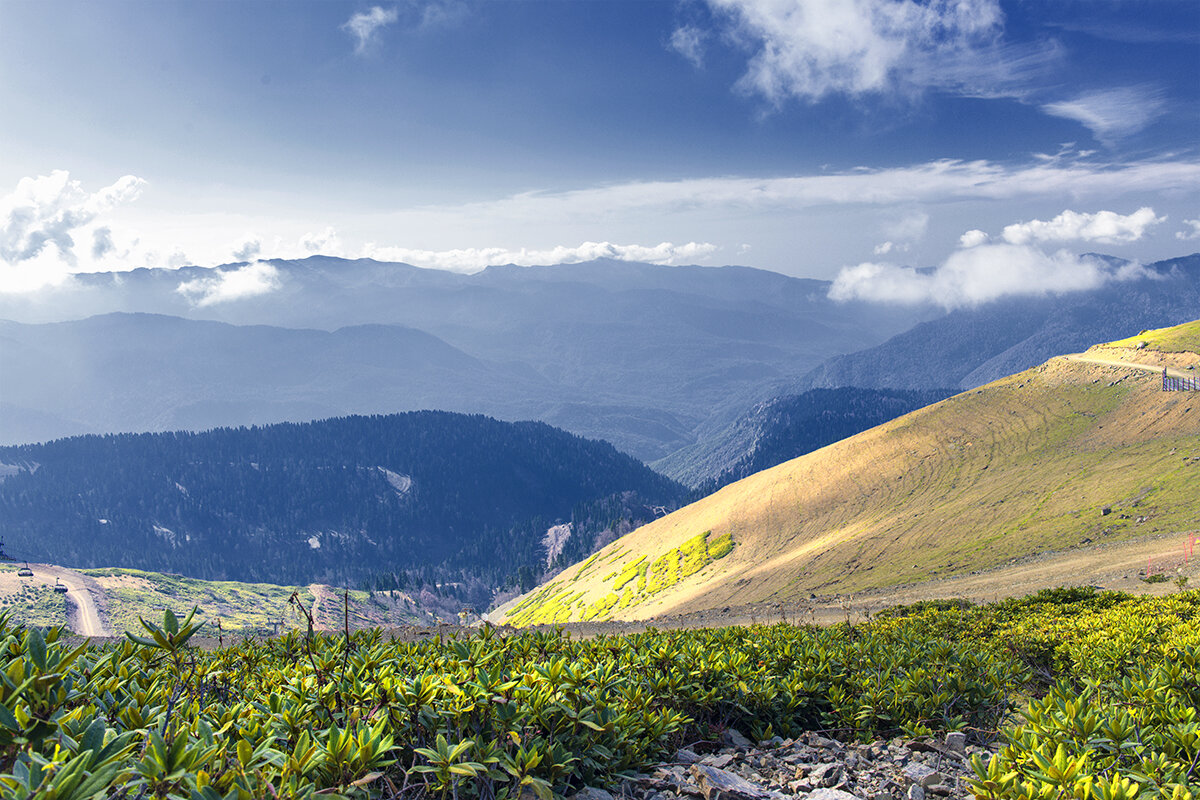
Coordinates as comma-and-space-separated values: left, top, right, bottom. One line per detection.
32, 564, 109, 637
1064, 353, 1194, 379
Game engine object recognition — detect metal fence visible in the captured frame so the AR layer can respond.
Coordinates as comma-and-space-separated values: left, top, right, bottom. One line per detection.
1162, 371, 1199, 391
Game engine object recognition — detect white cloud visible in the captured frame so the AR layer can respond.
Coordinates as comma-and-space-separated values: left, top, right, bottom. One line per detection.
873, 241, 897, 255
693, 0, 1054, 104
442, 157, 1200, 224
829, 243, 1153, 309
1042, 87, 1166, 145
670, 25, 708, 68
232, 235, 262, 261
1175, 219, 1200, 242
361, 241, 718, 272
176, 262, 282, 306
342, 6, 399, 54
301, 226, 342, 254
0, 170, 145, 266
1001, 207, 1163, 245
959, 229, 989, 248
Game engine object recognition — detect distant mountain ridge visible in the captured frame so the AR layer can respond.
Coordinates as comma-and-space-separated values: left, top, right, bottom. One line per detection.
796, 254, 1200, 392
0, 258, 934, 457
0, 411, 687, 604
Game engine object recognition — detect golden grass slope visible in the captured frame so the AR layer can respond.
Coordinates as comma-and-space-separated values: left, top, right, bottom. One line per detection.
501, 322, 1200, 625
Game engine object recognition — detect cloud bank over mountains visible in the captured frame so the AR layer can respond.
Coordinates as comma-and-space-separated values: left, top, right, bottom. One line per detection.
830, 207, 1167, 308
2, 162, 1196, 303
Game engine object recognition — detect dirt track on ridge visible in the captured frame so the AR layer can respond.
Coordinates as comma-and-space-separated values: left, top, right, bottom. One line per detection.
29, 564, 109, 637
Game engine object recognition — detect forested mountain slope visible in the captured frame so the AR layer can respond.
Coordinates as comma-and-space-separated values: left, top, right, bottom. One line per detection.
655, 387, 953, 488
0, 412, 687, 604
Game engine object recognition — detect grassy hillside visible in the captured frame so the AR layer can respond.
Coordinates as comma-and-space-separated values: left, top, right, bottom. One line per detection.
1100, 320, 1200, 355
502, 321, 1200, 625
0, 563, 433, 635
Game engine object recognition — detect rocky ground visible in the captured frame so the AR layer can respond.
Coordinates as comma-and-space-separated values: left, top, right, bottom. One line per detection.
578, 729, 997, 800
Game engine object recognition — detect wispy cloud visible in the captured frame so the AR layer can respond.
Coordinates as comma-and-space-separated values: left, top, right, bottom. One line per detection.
1001, 207, 1163, 246
342, 6, 399, 54
441, 156, 1200, 222
829, 244, 1153, 309
176, 262, 282, 306
682, 0, 1052, 104
1042, 86, 1166, 145
361, 241, 718, 272
669, 25, 707, 68
1177, 219, 1200, 242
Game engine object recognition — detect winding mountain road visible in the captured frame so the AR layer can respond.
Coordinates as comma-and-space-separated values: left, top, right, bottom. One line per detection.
32, 564, 109, 637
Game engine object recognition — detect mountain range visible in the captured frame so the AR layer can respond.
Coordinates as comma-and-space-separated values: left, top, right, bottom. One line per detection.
0, 258, 933, 460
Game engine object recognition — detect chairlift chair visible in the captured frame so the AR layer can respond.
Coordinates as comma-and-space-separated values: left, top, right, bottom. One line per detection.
17, 563, 33, 578
53, 579, 68, 594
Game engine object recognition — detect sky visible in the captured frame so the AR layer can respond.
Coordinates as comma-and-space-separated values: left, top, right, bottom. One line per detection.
1, 0, 1198, 306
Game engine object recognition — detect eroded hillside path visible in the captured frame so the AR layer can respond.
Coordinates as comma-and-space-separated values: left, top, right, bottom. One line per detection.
1064, 353, 1194, 378
33, 564, 109, 637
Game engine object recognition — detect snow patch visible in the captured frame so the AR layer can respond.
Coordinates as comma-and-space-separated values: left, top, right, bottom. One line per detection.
543, 523, 573, 567
307, 535, 321, 550
377, 467, 413, 497
152, 524, 179, 547
0, 462, 37, 482
175, 482, 189, 495
97, 519, 109, 524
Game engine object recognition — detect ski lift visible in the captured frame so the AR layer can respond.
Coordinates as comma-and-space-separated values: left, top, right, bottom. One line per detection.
53, 579, 68, 595
0, 540, 13, 562
17, 563, 33, 578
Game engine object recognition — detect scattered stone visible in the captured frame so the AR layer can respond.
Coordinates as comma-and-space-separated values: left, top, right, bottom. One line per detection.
810, 763, 843, 788
808, 789, 864, 800
572, 789, 615, 800
607, 730, 985, 800
690, 764, 778, 800
903, 764, 943, 789
723, 729, 754, 749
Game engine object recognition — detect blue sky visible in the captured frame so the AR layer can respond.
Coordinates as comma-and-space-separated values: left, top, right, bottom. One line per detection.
1, 0, 1198, 304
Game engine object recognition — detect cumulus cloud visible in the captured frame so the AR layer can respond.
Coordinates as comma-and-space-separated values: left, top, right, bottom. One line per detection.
959, 229, 989, 248
873, 241, 898, 255
0, 170, 145, 267
1175, 219, 1200, 242
342, 6, 399, 54
232, 235, 262, 261
361, 241, 718, 272
829, 244, 1153, 309
1001, 207, 1163, 245
176, 262, 282, 306
669, 25, 708, 67
690, 0, 1053, 104
1042, 87, 1166, 145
